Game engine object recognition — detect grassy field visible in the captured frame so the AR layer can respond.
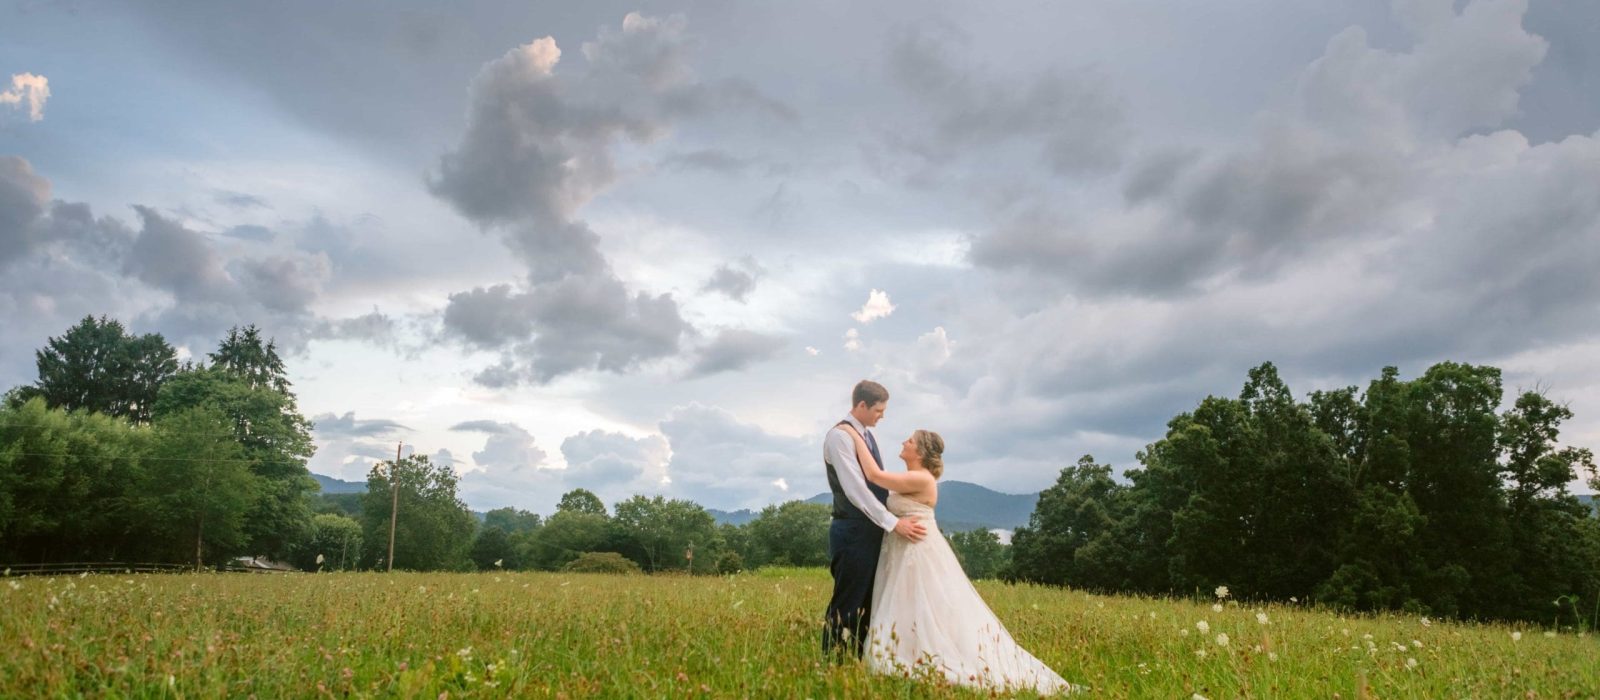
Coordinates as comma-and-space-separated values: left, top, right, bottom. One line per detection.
2, 567, 1596, 698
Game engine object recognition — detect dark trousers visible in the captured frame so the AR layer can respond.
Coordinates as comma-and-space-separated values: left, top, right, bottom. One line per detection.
823, 517, 884, 660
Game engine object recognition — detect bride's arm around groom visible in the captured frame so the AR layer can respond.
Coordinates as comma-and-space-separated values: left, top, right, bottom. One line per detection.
839, 424, 934, 496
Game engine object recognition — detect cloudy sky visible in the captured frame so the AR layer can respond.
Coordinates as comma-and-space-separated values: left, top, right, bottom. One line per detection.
3, 0, 1596, 513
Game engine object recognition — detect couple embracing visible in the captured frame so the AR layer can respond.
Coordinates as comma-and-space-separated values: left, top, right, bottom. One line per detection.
821, 380, 1081, 695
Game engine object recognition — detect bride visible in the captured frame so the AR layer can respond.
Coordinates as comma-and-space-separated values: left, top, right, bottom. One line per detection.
838, 424, 1080, 695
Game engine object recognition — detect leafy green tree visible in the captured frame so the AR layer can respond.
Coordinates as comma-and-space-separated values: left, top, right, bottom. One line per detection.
563, 551, 641, 574
611, 495, 721, 572
311, 492, 363, 518
154, 357, 316, 560
718, 522, 752, 566
523, 510, 611, 570
745, 501, 830, 568
1494, 391, 1598, 621
483, 507, 541, 534
714, 549, 745, 574
289, 513, 364, 571
557, 489, 607, 516
0, 398, 148, 562
26, 315, 177, 423
1007, 455, 1128, 589
471, 525, 517, 570
360, 454, 475, 571
143, 407, 261, 569
947, 528, 1009, 580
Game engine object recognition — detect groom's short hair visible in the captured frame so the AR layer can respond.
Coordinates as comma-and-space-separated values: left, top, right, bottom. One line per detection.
852, 380, 889, 409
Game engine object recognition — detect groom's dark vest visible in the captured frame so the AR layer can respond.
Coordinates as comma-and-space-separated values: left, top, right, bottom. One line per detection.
825, 420, 890, 521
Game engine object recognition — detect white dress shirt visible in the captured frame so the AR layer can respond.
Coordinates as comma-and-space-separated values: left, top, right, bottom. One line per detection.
824, 414, 899, 533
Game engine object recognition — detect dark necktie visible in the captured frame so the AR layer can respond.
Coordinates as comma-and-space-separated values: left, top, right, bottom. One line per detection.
864, 430, 878, 458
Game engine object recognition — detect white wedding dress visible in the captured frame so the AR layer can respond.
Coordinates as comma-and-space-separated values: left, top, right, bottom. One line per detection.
867, 492, 1079, 695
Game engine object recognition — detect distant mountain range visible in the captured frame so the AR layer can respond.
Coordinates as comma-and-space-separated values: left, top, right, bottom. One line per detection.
313, 471, 1595, 527
707, 481, 1040, 533
311, 473, 366, 494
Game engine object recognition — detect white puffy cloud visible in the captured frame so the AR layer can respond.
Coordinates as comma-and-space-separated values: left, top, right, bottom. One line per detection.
450, 420, 550, 471
0, 73, 49, 122
842, 327, 861, 352
851, 288, 896, 323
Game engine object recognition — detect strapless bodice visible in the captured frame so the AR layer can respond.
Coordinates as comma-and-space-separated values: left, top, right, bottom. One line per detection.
887, 492, 935, 519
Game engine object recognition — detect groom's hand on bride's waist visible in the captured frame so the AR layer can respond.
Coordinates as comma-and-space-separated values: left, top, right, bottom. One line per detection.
893, 516, 927, 542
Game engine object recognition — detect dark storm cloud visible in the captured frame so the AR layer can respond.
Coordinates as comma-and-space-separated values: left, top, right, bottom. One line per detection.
969, 0, 1550, 298
426, 15, 698, 228
123, 206, 235, 302
441, 284, 536, 349
308, 310, 401, 346
425, 13, 789, 386
883, 21, 1126, 178
700, 256, 763, 301
660, 149, 794, 177
0, 156, 53, 264
213, 190, 269, 209
444, 273, 689, 385
450, 420, 516, 435
688, 328, 785, 378
312, 411, 412, 439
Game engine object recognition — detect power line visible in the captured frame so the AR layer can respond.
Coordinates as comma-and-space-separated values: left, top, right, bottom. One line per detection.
0, 451, 312, 466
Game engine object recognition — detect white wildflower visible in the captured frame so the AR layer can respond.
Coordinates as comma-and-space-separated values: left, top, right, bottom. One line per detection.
1196, 620, 1210, 634
1268, 651, 1279, 662
1419, 617, 1431, 627
1412, 640, 1423, 648
1405, 657, 1418, 670
1179, 628, 1190, 637
1212, 603, 1223, 613
1256, 612, 1270, 625
1215, 633, 1229, 647
1215, 585, 1230, 599
1511, 631, 1522, 642
1543, 631, 1556, 638
1194, 648, 1207, 658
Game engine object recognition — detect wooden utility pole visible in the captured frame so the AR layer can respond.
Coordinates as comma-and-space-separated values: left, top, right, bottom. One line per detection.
387, 442, 400, 572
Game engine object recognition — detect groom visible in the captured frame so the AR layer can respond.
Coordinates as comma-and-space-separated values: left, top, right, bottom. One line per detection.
822, 379, 927, 661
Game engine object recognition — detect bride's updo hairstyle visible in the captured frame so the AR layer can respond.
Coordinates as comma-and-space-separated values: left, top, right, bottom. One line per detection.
913, 430, 945, 478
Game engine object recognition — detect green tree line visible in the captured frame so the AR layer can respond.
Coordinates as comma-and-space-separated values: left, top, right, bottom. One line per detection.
1, 317, 315, 568
1006, 362, 1600, 627
0, 316, 1009, 578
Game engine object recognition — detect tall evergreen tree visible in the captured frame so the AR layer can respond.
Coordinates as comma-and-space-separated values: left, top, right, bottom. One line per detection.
153, 327, 316, 560
209, 325, 291, 394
